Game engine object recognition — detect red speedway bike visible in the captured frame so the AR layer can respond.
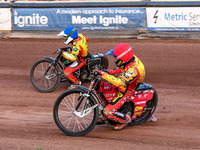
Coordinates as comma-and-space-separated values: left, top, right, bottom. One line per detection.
53, 73, 158, 136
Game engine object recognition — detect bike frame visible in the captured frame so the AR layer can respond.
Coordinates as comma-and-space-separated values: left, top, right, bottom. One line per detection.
70, 76, 101, 105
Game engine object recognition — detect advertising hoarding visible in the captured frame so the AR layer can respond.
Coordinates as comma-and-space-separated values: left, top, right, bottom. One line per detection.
147, 7, 200, 31
0, 8, 11, 30
12, 8, 146, 31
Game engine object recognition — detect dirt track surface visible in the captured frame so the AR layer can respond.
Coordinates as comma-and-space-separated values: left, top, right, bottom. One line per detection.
0, 38, 200, 150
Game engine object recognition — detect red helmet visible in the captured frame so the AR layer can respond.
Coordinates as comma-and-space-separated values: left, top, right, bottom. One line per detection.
106, 43, 133, 67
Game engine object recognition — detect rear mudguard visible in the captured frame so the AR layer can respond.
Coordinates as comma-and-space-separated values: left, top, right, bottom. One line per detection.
70, 85, 101, 104
136, 83, 152, 91
131, 83, 156, 120
44, 56, 64, 70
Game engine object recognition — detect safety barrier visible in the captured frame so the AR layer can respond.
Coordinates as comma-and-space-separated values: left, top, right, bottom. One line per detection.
1, 1, 200, 7
1, 1, 200, 38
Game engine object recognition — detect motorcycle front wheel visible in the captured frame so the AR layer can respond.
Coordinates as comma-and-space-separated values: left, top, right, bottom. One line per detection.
30, 58, 61, 93
53, 89, 99, 136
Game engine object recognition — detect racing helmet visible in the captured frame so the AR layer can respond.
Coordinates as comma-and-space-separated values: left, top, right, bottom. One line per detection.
106, 43, 133, 67
57, 27, 78, 45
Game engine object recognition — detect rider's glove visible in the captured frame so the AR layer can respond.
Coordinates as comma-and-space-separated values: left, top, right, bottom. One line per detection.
93, 70, 103, 76
60, 47, 72, 53
58, 47, 72, 54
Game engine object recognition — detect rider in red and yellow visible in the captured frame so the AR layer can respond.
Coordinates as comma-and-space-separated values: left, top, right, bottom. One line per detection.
94, 43, 145, 130
58, 27, 90, 85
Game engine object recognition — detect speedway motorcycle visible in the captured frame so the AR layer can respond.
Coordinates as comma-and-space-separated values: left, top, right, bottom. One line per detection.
30, 47, 109, 93
53, 72, 158, 136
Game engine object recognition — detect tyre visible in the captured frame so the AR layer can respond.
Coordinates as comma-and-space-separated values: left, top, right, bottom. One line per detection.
53, 89, 99, 136
30, 58, 61, 93
101, 56, 109, 69
129, 88, 158, 126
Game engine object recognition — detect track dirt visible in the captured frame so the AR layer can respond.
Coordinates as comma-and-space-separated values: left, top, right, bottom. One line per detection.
0, 38, 200, 150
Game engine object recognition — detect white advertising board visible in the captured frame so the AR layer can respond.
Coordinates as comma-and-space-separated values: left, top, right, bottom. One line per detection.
0, 8, 11, 30
147, 7, 200, 31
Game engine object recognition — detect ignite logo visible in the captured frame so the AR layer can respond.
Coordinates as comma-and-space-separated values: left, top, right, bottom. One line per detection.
153, 10, 159, 24
14, 10, 48, 27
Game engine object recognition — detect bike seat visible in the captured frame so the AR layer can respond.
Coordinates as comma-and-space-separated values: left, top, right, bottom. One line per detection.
91, 53, 104, 59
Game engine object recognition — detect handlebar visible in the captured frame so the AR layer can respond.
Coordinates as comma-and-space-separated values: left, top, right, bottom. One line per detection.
93, 71, 100, 76
52, 49, 62, 55
93, 71, 102, 81
52, 47, 72, 55
96, 75, 101, 81
88, 74, 101, 91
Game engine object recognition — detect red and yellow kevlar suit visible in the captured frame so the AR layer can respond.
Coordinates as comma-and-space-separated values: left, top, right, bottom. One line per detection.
101, 55, 145, 124
62, 34, 89, 84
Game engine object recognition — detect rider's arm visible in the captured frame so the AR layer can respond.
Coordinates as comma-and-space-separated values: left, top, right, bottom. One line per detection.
108, 68, 122, 75
62, 46, 80, 61
101, 67, 139, 87
101, 73, 125, 87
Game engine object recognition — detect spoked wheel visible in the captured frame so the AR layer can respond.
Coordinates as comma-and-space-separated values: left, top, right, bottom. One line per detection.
53, 89, 99, 136
129, 88, 158, 126
30, 58, 61, 93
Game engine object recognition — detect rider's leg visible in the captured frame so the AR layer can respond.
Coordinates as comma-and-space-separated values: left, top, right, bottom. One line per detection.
64, 61, 85, 84
103, 92, 131, 129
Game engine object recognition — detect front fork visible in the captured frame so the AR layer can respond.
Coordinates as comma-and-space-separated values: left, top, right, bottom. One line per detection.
43, 56, 62, 79
72, 76, 101, 118
44, 64, 57, 79
75, 93, 90, 114
73, 92, 98, 118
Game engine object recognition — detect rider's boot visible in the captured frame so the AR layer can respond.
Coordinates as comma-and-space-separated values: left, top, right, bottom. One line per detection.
113, 114, 131, 130
150, 115, 157, 122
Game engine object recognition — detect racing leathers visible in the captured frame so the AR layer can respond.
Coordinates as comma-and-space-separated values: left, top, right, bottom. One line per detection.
62, 34, 89, 84
100, 55, 145, 124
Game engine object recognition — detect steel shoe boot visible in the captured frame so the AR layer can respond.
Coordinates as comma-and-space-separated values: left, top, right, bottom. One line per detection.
113, 114, 131, 130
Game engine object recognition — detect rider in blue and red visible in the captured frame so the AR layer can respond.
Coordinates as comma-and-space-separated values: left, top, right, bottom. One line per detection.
58, 27, 89, 85
94, 43, 145, 130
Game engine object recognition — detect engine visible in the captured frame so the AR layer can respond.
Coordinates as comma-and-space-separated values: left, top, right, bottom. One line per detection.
80, 70, 88, 80
87, 58, 101, 72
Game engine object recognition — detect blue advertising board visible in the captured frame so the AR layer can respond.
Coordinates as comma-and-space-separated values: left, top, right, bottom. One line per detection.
12, 8, 146, 30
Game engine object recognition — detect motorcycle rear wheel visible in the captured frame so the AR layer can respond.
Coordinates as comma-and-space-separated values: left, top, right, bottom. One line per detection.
53, 89, 99, 136
30, 58, 61, 93
101, 56, 109, 69
129, 88, 158, 126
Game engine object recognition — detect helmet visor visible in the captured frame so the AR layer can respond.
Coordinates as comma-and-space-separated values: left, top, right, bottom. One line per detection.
106, 48, 114, 56
64, 37, 73, 45
57, 31, 65, 38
